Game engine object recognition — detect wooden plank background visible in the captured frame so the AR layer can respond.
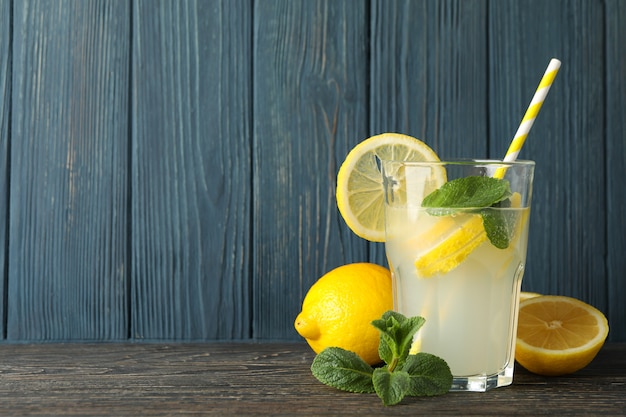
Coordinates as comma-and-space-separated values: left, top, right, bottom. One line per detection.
132, 0, 251, 340
7, 0, 130, 340
606, 0, 626, 343
0, 0, 624, 342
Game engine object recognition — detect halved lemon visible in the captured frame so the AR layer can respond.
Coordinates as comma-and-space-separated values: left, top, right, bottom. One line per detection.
516, 295, 609, 376
519, 291, 542, 302
336, 133, 444, 242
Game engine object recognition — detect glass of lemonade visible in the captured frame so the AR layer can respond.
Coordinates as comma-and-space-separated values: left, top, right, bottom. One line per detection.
381, 159, 535, 392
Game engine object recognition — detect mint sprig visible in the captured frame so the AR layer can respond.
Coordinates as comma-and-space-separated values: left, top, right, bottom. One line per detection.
371, 311, 424, 369
310, 311, 452, 406
422, 176, 515, 248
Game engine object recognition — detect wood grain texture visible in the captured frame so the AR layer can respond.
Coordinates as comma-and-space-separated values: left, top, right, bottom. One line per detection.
605, 0, 626, 342
131, 0, 252, 340
252, 0, 369, 340
489, 1, 609, 315
0, 0, 10, 338
369, 0, 488, 265
371, 0, 488, 157
7, 0, 130, 340
0, 0, 624, 343
0, 342, 624, 416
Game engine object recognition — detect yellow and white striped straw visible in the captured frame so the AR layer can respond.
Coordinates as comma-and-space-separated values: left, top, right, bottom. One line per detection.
495, 58, 561, 178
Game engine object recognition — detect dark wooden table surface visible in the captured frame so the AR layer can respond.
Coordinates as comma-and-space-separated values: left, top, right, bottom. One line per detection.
0, 342, 624, 416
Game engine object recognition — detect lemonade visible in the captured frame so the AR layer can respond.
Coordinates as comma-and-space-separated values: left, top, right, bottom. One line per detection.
382, 159, 534, 391
386, 208, 529, 376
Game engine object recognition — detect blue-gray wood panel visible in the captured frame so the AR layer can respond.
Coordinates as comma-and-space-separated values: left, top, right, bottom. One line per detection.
489, 1, 609, 313
253, 0, 370, 340
368, 0, 489, 266
0, 0, 624, 342
131, 0, 251, 340
606, 0, 626, 342
0, 0, 10, 339
6, 0, 130, 340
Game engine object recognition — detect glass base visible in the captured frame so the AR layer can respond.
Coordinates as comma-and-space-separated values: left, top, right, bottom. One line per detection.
449, 363, 514, 392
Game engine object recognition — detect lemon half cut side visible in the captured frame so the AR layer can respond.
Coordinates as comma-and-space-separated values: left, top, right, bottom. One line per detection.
336, 133, 444, 242
515, 295, 609, 376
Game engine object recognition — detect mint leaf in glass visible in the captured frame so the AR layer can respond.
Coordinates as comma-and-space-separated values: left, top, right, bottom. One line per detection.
422, 176, 512, 211
422, 176, 515, 248
481, 197, 518, 249
310, 347, 375, 393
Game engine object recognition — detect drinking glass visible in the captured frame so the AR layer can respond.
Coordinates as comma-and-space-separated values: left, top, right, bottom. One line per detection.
382, 159, 535, 392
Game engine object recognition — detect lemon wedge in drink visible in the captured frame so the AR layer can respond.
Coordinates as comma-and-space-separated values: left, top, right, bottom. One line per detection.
414, 214, 487, 277
336, 133, 445, 242
414, 192, 525, 277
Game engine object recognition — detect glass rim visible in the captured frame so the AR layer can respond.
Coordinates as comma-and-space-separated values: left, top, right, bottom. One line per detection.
380, 158, 535, 166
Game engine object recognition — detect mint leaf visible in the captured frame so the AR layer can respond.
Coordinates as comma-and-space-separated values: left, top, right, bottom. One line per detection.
371, 311, 400, 364
482, 196, 523, 249
371, 311, 425, 369
372, 367, 411, 406
311, 347, 375, 393
402, 353, 453, 396
422, 176, 515, 248
481, 210, 509, 249
422, 176, 512, 213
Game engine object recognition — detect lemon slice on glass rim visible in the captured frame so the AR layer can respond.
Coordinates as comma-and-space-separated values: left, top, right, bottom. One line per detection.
336, 133, 445, 242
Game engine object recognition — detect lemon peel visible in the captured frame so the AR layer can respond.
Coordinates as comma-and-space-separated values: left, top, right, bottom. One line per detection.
294, 263, 393, 365
519, 291, 542, 302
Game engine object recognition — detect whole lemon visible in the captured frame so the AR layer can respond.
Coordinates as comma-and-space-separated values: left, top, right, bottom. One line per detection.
294, 263, 393, 365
